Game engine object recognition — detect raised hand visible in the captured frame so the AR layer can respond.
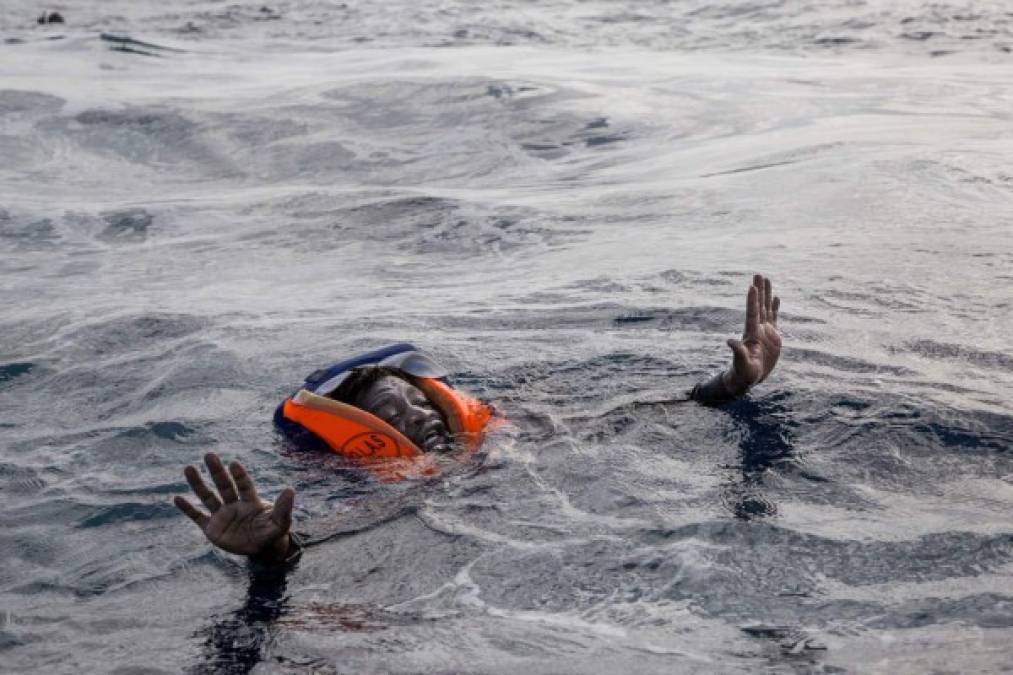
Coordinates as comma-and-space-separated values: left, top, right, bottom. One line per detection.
174, 453, 295, 563
725, 274, 782, 393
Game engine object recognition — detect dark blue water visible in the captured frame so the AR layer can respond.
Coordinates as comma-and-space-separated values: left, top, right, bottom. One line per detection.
2, 2, 1012, 672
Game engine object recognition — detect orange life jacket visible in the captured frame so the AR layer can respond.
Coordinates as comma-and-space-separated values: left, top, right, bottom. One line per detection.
275, 344, 500, 479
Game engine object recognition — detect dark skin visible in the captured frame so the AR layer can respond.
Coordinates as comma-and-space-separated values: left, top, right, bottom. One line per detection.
355, 376, 451, 453
719, 273, 781, 397
172, 377, 448, 565
174, 274, 782, 564
175, 454, 296, 563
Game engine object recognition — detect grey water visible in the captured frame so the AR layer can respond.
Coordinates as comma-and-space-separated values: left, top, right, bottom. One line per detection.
2, 1, 1012, 673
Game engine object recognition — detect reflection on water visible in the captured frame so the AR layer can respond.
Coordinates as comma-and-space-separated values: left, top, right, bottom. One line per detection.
722, 396, 799, 521
1, 0, 1012, 672
193, 569, 290, 675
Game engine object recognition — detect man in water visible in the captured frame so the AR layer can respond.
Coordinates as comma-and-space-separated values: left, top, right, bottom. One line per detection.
174, 274, 782, 565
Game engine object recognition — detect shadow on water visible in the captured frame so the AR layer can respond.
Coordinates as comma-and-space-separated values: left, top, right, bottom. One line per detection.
188, 495, 431, 673
190, 568, 288, 675
720, 393, 800, 521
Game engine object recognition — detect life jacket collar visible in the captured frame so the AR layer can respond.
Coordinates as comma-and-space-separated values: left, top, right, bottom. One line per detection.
277, 345, 498, 466
312, 349, 450, 398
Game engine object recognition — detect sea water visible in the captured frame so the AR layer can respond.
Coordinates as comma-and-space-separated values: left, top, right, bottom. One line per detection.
1, 1, 1011, 672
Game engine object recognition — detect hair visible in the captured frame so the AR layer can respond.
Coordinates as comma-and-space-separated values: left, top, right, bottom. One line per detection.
330, 366, 452, 453
328, 366, 408, 407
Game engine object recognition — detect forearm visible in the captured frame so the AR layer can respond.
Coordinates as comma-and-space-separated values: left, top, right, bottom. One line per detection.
690, 368, 751, 405
249, 532, 304, 568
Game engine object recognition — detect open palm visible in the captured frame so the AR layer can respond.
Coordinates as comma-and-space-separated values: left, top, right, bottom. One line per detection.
174, 453, 295, 561
726, 274, 782, 390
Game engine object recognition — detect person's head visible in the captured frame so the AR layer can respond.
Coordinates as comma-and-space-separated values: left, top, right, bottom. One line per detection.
332, 367, 452, 453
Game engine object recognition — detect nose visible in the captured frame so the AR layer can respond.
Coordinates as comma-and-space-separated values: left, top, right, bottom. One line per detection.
403, 403, 434, 435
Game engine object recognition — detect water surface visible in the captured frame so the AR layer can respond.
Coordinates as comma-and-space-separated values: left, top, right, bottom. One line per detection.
1, 2, 1012, 673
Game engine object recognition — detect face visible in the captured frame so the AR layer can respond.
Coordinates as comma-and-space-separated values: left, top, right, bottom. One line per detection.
356, 375, 451, 453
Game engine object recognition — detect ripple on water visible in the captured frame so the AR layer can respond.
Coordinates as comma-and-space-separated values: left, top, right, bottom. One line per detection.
901, 338, 1013, 372
0, 361, 35, 385
243, 190, 591, 257
464, 520, 1013, 626
0, 213, 60, 249
314, 78, 634, 183
98, 208, 154, 242
0, 462, 47, 495
36, 106, 235, 182
0, 90, 65, 116
1, 11, 1012, 672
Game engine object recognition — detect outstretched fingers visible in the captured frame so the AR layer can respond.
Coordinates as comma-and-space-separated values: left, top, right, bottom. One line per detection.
745, 284, 760, 337
229, 461, 260, 504
271, 487, 295, 533
174, 495, 209, 529
763, 276, 773, 320
184, 464, 222, 512
205, 452, 239, 504
771, 295, 781, 325
753, 274, 766, 323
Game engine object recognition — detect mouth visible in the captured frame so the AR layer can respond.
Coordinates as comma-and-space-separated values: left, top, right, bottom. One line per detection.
420, 421, 451, 453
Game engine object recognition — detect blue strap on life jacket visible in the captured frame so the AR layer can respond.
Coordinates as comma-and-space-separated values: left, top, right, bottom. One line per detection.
273, 342, 419, 443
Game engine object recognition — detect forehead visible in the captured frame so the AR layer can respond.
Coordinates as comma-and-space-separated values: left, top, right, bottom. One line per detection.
361, 374, 424, 401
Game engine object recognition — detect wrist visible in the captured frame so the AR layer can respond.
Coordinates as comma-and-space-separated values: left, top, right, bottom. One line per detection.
722, 369, 752, 397
251, 534, 291, 565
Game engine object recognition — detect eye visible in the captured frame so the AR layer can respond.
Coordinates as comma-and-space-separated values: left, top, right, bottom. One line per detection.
408, 391, 431, 407
370, 395, 401, 416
